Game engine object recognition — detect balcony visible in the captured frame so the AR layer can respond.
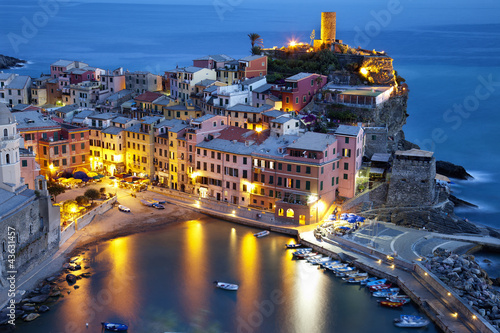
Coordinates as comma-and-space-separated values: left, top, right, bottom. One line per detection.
0, 134, 20, 142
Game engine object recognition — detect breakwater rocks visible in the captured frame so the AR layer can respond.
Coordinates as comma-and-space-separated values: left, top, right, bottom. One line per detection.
0, 55, 26, 70
436, 161, 473, 180
424, 250, 500, 329
0, 254, 91, 326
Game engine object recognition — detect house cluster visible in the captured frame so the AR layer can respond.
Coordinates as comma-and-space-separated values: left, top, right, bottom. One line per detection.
0, 52, 378, 224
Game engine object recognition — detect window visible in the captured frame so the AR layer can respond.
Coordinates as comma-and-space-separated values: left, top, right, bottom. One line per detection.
345, 137, 349, 144
372, 135, 377, 140
269, 190, 273, 197
71, 133, 75, 139
332, 163, 336, 170
306, 166, 311, 174
320, 181, 323, 191
344, 162, 349, 170
277, 177, 282, 186
342, 149, 351, 157
82, 155, 85, 162
321, 167, 324, 174
343, 174, 348, 180
332, 177, 335, 186
54, 146, 59, 155
287, 164, 291, 172
278, 163, 282, 170
269, 175, 274, 184
62, 145, 66, 153
285, 96, 289, 104
305, 181, 310, 190
296, 165, 301, 173
62, 159, 67, 166
243, 170, 247, 179
233, 155, 237, 163
243, 157, 247, 164
81, 143, 85, 149
72, 156, 76, 163
295, 180, 300, 189
22, 160, 28, 167
295, 97, 299, 104
71, 144, 75, 151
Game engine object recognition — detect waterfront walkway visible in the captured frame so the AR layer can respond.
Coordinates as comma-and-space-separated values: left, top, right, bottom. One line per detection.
299, 231, 479, 333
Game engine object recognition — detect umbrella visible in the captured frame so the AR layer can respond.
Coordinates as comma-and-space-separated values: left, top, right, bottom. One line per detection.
339, 226, 351, 230
356, 216, 365, 222
87, 172, 98, 177
347, 218, 357, 223
340, 216, 347, 220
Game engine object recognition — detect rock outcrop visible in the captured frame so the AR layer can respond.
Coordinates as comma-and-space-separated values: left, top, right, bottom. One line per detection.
436, 161, 473, 180
0, 55, 26, 70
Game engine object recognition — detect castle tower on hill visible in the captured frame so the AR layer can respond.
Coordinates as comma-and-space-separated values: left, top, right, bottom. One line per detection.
321, 12, 336, 44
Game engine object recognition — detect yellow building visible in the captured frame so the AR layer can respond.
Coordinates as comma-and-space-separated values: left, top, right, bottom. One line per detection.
163, 100, 202, 120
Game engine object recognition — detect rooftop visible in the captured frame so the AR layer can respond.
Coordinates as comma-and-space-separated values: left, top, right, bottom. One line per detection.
395, 149, 434, 159
134, 91, 163, 103
241, 76, 266, 86
216, 126, 254, 142
194, 54, 234, 62
335, 125, 362, 137
262, 110, 286, 118
112, 116, 134, 125
286, 72, 315, 81
0, 187, 36, 219
197, 138, 256, 155
105, 89, 133, 102
155, 118, 189, 133
51, 60, 75, 67
55, 104, 79, 115
191, 114, 215, 123
339, 89, 383, 97
0, 72, 14, 80
371, 153, 391, 163
287, 132, 336, 152
253, 135, 300, 158
141, 115, 163, 125
240, 55, 265, 62
16, 111, 60, 130
102, 126, 124, 135
88, 113, 118, 120
227, 104, 273, 114
6, 75, 30, 89
253, 83, 274, 93
271, 117, 295, 124
11, 104, 31, 112
197, 79, 216, 87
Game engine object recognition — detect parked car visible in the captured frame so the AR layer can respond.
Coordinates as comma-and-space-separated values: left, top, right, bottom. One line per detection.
152, 203, 165, 209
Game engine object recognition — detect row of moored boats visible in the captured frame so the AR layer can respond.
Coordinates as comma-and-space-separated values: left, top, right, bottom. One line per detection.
289, 246, 430, 328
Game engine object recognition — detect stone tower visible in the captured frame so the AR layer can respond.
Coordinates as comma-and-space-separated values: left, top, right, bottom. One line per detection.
0, 103, 23, 192
387, 149, 436, 207
321, 12, 336, 44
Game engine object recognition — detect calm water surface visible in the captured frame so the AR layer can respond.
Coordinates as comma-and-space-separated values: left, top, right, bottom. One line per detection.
15, 218, 438, 333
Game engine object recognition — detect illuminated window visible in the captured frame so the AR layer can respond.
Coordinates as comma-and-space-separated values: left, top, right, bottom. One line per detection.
278, 208, 284, 216
286, 209, 294, 218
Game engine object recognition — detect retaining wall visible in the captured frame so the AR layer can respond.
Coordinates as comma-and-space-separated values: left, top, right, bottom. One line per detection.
414, 262, 497, 333
60, 222, 75, 246
75, 197, 117, 230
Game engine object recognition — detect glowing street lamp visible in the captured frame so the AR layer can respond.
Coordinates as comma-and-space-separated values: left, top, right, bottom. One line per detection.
360, 67, 369, 76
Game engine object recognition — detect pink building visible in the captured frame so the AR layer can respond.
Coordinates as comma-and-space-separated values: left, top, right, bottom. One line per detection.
278, 73, 327, 112
335, 125, 365, 198
192, 54, 234, 70
238, 55, 268, 79
50, 60, 89, 79
20, 148, 40, 190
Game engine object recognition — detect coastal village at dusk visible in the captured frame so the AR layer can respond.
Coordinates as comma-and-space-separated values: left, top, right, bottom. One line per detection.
0, 7, 499, 333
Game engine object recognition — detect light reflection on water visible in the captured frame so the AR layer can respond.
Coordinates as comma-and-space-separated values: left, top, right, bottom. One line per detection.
13, 218, 440, 333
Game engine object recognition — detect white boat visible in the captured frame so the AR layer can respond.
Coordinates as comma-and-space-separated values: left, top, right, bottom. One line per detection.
254, 230, 270, 238
388, 295, 411, 304
214, 281, 238, 291
285, 243, 302, 248
292, 248, 312, 254
394, 315, 429, 328
361, 277, 378, 285
372, 291, 399, 298
118, 205, 130, 212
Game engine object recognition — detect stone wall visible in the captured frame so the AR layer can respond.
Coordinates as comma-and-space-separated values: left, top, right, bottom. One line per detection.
60, 222, 75, 246
364, 127, 388, 157
75, 196, 117, 230
387, 157, 436, 207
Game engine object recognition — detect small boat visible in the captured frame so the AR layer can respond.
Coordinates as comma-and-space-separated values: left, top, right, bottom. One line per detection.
369, 283, 393, 292
140, 199, 153, 207
294, 252, 318, 259
118, 205, 130, 212
335, 270, 359, 277
101, 322, 128, 331
214, 281, 238, 291
152, 203, 165, 209
254, 230, 270, 238
366, 278, 386, 287
343, 275, 368, 283
292, 248, 312, 253
285, 243, 302, 248
308, 257, 331, 264
394, 315, 429, 328
379, 300, 405, 308
388, 295, 411, 304
332, 266, 355, 273
372, 291, 399, 298
319, 260, 340, 267
361, 277, 377, 285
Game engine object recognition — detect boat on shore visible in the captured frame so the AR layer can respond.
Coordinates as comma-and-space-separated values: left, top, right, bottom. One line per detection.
394, 315, 429, 328
140, 199, 153, 207
361, 277, 378, 285
372, 291, 399, 298
214, 281, 239, 291
118, 205, 130, 212
254, 230, 270, 238
101, 322, 128, 331
387, 295, 411, 304
285, 243, 301, 248
369, 283, 393, 292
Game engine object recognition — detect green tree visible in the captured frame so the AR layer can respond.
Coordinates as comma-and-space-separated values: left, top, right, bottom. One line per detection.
84, 189, 100, 204
48, 182, 65, 202
250, 46, 262, 56
99, 187, 106, 194
248, 33, 261, 47
76, 195, 89, 206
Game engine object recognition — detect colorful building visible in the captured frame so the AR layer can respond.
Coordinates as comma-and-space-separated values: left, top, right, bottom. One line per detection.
278, 73, 327, 112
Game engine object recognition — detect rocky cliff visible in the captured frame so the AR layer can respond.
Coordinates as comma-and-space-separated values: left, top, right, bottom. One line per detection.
0, 54, 26, 70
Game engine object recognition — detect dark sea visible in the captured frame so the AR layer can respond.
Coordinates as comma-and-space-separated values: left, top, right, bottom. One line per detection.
1, 2, 498, 228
